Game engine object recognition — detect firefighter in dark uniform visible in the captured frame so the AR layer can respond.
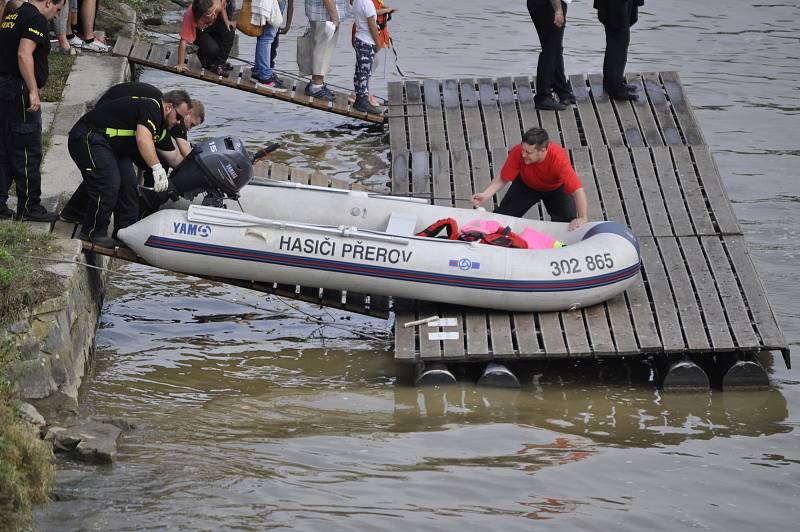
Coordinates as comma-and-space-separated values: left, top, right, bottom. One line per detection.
61, 84, 191, 247
59, 83, 195, 224
0, 0, 65, 221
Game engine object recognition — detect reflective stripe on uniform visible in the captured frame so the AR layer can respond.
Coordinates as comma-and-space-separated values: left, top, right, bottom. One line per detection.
104, 127, 136, 137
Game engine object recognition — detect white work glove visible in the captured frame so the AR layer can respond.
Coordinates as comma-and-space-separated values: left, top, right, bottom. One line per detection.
152, 163, 169, 193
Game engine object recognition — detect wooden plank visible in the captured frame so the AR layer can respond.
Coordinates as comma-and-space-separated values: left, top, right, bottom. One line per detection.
111, 35, 134, 57
690, 145, 742, 235
240, 67, 256, 90
442, 79, 466, 154
292, 79, 311, 105
611, 77, 646, 148
129, 40, 152, 62
570, 147, 603, 220
489, 312, 515, 357
496, 77, 522, 146
478, 78, 505, 151
660, 71, 705, 145
465, 310, 490, 357
459, 79, 485, 153
450, 150, 473, 209
651, 146, 693, 236
631, 147, 670, 235
679, 236, 734, 350
164, 45, 180, 68
561, 309, 591, 357
583, 304, 617, 356
469, 148, 492, 202
394, 311, 418, 361
638, 236, 685, 352
628, 74, 664, 147
411, 151, 430, 199
387, 81, 406, 156
269, 162, 290, 181
440, 309, 466, 360
290, 166, 311, 185
570, 74, 602, 147
332, 89, 350, 116
643, 72, 681, 145
589, 147, 626, 224
657, 237, 709, 351
147, 44, 169, 66
557, 100, 582, 149
423, 79, 447, 152
611, 147, 649, 235
701, 236, 759, 349
671, 146, 715, 235
514, 76, 540, 132
724, 235, 787, 351
512, 313, 542, 358
309, 170, 328, 187
417, 303, 443, 360
537, 312, 568, 356
624, 278, 661, 352
431, 150, 452, 206
587, 73, 624, 148
491, 146, 510, 208
391, 152, 409, 196
405, 81, 427, 152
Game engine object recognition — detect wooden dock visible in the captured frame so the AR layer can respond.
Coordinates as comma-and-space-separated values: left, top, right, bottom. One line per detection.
111, 37, 386, 125
388, 72, 790, 368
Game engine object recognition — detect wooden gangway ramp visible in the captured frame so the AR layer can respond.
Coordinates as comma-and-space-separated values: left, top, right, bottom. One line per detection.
388, 71, 790, 368
48, 162, 390, 319
112, 37, 386, 125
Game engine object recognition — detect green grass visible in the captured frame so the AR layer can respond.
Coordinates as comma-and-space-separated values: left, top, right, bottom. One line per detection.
0, 338, 55, 531
0, 221, 58, 326
40, 53, 75, 103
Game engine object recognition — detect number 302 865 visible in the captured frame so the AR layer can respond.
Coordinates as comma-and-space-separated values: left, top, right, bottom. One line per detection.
550, 253, 614, 276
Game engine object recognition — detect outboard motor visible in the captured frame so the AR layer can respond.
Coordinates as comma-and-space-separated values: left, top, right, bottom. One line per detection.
140, 136, 272, 216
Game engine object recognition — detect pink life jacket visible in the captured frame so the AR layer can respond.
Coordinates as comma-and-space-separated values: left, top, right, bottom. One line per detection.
462, 219, 564, 249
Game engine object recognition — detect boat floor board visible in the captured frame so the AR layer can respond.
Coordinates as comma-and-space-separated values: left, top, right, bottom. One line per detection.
112, 37, 385, 125
388, 71, 789, 365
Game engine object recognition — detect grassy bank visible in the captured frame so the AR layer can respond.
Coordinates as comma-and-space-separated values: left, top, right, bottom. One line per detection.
40, 53, 75, 103
0, 339, 55, 531
0, 222, 59, 326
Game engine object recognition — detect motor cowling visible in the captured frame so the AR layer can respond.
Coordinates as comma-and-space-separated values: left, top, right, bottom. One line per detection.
170, 136, 252, 200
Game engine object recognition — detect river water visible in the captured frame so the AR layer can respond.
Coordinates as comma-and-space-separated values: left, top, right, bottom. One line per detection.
36, 1, 799, 529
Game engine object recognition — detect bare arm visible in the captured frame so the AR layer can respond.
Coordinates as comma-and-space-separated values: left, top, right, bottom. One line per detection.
17, 39, 40, 112
220, 0, 235, 30
158, 147, 185, 168
280, 0, 293, 34
176, 38, 189, 72
471, 174, 508, 208
323, 0, 339, 28
550, 0, 565, 27
175, 137, 192, 158
569, 188, 588, 230
367, 16, 381, 49
136, 125, 159, 168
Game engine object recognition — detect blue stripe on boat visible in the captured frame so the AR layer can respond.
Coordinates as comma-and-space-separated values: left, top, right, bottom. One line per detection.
145, 236, 641, 293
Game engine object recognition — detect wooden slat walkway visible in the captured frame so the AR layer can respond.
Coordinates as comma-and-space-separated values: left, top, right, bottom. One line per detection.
48, 163, 390, 319
112, 37, 386, 125
388, 72, 790, 367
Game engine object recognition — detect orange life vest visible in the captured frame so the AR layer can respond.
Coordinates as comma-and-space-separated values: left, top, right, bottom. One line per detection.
352, 0, 391, 49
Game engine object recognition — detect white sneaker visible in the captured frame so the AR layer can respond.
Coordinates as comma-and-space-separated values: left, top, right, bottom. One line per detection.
82, 39, 111, 53
68, 35, 84, 47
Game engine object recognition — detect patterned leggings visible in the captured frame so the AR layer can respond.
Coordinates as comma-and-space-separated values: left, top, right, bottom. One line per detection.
353, 38, 375, 98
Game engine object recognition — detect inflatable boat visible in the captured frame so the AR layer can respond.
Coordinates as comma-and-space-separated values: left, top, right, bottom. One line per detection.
119, 136, 641, 312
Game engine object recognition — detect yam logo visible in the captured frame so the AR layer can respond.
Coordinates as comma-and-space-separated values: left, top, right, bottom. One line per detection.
449, 258, 480, 271
172, 222, 211, 238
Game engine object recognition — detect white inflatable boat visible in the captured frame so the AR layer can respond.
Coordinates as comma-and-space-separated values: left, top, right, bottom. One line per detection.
118, 181, 641, 312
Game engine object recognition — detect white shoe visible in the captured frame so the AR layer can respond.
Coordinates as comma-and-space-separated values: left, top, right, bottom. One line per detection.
68, 35, 84, 47
81, 39, 111, 53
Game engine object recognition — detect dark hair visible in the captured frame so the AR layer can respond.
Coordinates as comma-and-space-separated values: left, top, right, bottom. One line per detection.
163, 89, 192, 109
192, 0, 216, 22
521, 127, 549, 149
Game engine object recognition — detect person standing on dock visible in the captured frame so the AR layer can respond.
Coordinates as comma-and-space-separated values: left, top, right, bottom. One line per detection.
594, 0, 644, 101
0, 0, 65, 222
350, 0, 393, 115
176, 0, 236, 77
471, 127, 588, 231
61, 87, 191, 248
528, 0, 575, 111
303, 0, 351, 101
251, 0, 293, 91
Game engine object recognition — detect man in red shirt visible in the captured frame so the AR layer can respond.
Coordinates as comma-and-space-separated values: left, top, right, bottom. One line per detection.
471, 127, 588, 230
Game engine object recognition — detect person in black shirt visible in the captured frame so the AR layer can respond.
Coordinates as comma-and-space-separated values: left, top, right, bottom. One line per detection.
594, 0, 645, 101
0, 0, 66, 221
61, 84, 191, 247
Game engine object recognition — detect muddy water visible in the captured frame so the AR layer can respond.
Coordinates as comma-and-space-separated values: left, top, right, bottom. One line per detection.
36, 1, 799, 529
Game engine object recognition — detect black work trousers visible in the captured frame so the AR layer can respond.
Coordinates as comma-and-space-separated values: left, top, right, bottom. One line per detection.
528, 0, 571, 102
598, 0, 638, 95
64, 122, 139, 239
495, 179, 576, 222
0, 76, 44, 214
195, 16, 235, 69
